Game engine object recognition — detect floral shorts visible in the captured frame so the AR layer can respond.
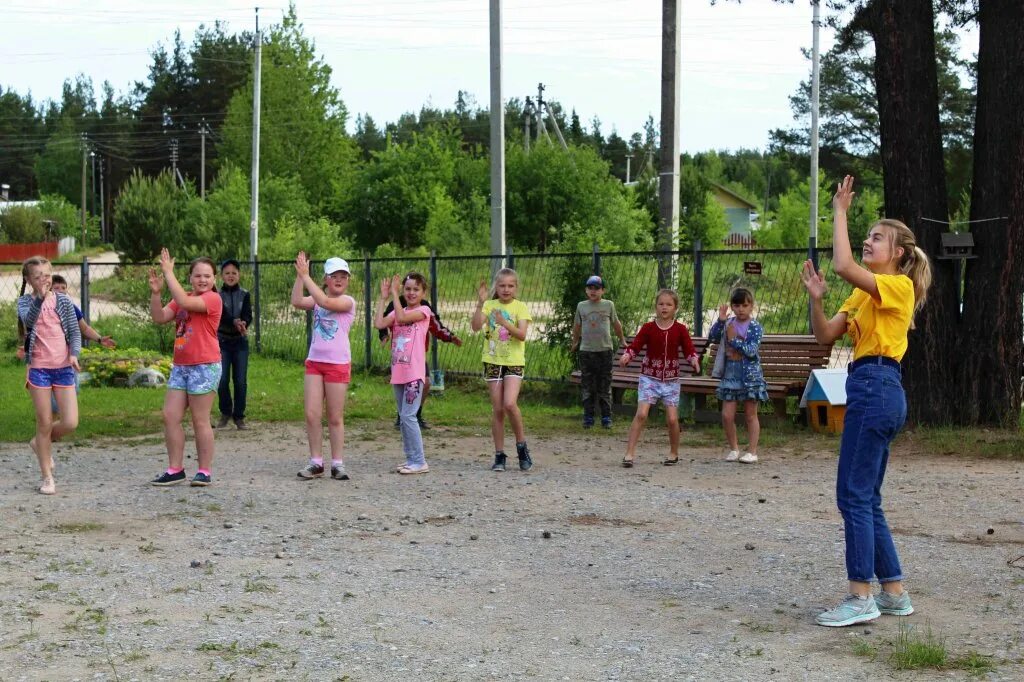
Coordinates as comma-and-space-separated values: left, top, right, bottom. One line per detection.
168, 362, 222, 395
637, 375, 680, 407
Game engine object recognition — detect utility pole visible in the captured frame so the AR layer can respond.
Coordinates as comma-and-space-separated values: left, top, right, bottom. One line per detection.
657, 0, 682, 288
250, 8, 262, 263
808, 0, 821, 267
170, 138, 179, 177
200, 119, 208, 199
488, 0, 505, 267
89, 151, 96, 217
534, 83, 550, 144
523, 97, 533, 152
80, 134, 87, 247
98, 156, 105, 242
626, 154, 634, 184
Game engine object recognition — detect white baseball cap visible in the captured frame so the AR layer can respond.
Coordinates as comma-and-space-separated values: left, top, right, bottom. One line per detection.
324, 257, 350, 275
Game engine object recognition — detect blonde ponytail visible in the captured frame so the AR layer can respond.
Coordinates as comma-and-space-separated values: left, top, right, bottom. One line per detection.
875, 219, 932, 324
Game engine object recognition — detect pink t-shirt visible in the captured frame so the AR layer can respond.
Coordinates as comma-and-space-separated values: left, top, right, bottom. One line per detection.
387, 305, 432, 385
168, 291, 223, 365
306, 297, 356, 365
30, 295, 70, 369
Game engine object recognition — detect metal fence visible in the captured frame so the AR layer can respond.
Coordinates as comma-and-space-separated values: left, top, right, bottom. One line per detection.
1, 246, 853, 380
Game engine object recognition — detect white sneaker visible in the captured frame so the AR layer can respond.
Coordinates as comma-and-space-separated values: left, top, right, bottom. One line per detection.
738, 452, 758, 464
724, 450, 740, 462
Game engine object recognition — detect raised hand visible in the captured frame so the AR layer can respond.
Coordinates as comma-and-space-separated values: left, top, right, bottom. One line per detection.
159, 248, 174, 274
832, 175, 855, 213
476, 279, 489, 303
390, 274, 402, 297
379, 277, 391, 299
148, 268, 164, 294
295, 251, 310, 278
800, 260, 827, 300
718, 303, 729, 321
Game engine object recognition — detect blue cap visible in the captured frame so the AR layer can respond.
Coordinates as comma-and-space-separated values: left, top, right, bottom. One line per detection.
585, 275, 604, 287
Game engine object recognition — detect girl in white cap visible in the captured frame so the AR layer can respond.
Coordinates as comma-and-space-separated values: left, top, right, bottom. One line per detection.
291, 252, 357, 481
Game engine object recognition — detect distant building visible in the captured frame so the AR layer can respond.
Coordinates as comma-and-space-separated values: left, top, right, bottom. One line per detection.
708, 182, 759, 240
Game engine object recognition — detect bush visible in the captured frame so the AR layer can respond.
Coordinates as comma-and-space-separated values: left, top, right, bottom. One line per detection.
114, 170, 200, 262
0, 205, 47, 243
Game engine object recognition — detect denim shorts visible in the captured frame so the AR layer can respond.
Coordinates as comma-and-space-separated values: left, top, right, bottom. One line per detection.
168, 362, 222, 395
637, 375, 680, 406
27, 366, 77, 389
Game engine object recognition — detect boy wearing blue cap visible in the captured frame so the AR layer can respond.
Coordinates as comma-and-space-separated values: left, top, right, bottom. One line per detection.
571, 275, 625, 428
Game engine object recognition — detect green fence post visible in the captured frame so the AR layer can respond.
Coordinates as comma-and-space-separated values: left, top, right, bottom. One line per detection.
692, 240, 703, 336
363, 255, 372, 370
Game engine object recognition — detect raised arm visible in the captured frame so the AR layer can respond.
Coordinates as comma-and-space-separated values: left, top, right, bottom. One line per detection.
830, 176, 879, 298
160, 249, 207, 314
390, 275, 426, 324
470, 279, 489, 332
290, 251, 314, 310
801, 260, 847, 344
373, 277, 395, 330
148, 268, 175, 324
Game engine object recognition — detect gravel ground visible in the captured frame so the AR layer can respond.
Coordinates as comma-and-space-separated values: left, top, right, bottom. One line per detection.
1, 421, 1022, 681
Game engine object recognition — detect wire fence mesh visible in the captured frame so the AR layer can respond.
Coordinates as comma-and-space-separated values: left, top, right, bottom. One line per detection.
1, 247, 853, 379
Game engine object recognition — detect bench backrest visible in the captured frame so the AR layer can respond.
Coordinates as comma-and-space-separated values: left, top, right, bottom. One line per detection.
706, 334, 832, 381
614, 335, 710, 378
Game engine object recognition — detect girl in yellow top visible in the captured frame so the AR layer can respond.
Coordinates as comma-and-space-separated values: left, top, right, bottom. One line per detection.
801, 175, 932, 628
471, 268, 533, 472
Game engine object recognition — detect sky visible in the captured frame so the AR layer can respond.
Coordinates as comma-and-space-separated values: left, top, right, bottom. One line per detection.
0, 1, 976, 154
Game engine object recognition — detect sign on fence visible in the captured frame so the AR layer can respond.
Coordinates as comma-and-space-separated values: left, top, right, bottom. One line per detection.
743, 261, 762, 275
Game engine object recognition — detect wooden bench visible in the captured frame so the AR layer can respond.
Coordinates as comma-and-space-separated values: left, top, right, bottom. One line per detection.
568, 334, 831, 420
569, 336, 710, 408
680, 334, 833, 419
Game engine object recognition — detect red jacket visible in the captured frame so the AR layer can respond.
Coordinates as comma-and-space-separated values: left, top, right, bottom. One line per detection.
623, 320, 698, 381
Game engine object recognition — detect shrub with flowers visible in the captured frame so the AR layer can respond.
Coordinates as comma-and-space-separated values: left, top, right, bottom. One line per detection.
79, 347, 172, 387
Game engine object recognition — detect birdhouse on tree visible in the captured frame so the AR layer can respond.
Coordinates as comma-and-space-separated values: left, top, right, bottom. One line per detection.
800, 369, 848, 434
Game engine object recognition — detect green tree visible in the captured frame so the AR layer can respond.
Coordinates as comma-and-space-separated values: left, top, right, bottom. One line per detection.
0, 86, 44, 199
114, 170, 200, 261
34, 116, 82, 206
220, 5, 358, 216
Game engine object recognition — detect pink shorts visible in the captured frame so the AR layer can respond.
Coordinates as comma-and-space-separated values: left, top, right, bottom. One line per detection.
304, 360, 351, 384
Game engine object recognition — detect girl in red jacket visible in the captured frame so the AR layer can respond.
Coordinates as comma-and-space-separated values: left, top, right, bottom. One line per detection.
619, 289, 699, 467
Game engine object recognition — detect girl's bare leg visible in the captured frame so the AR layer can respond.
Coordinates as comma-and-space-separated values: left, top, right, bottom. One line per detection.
744, 400, 760, 454
722, 400, 739, 451
501, 377, 525, 443
304, 375, 325, 459
665, 405, 680, 458
487, 381, 505, 451
162, 390, 189, 469
29, 387, 55, 479
624, 402, 652, 461
188, 392, 216, 471
324, 382, 349, 460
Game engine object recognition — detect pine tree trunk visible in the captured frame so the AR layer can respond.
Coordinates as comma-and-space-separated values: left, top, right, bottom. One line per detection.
863, 0, 958, 424
959, 0, 1024, 427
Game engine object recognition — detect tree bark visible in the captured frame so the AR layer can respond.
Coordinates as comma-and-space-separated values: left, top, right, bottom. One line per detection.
862, 0, 958, 423
959, 0, 1024, 427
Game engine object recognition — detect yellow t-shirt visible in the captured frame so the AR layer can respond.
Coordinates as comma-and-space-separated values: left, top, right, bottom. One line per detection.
838, 273, 915, 361
480, 299, 532, 366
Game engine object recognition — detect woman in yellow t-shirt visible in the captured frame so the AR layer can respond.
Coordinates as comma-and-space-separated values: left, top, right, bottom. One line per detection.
801, 176, 932, 628
471, 268, 533, 472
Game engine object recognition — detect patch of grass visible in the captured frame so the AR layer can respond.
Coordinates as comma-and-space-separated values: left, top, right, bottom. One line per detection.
36, 582, 59, 592
889, 621, 947, 670
954, 651, 997, 676
138, 541, 157, 554
904, 425, 1024, 460
204, 503, 223, 512
852, 639, 878, 660
243, 577, 276, 594
51, 522, 104, 533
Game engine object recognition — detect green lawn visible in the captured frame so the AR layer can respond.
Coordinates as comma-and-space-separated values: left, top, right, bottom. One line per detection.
0, 355, 583, 443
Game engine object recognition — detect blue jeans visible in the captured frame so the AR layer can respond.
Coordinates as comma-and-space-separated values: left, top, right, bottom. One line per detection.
218, 337, 249, 419
394, 381, 425, 467
836, 361, 906, 583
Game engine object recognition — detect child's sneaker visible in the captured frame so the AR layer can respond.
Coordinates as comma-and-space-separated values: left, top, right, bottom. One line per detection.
738, 452, 758, 464
39, 476, 56, 495
151, 470, 187, 486
876, 589, 914, 616
330, 463, 350, 480
725, 450, 740, 462
601, 416, 613, 429
491, 452, 507, 472
582, 416, 594, 429
516, 442, 533, 471
815, 594, 880, 627
190, 472, 212, 487
297, 463, 325, 479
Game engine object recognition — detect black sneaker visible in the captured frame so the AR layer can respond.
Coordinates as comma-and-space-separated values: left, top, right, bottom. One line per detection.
393, 416, 401, 430
582, 416, 594, 429
297, 463, 325, 479
601, 416, 613, 429
491, 452, 507, 472
190, 472, 212, 487
330, 463, 350, 480
417, 416, 430, 430
516, 442, 533, 471
215, 414, 230, 429
151, 470, 186, 486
